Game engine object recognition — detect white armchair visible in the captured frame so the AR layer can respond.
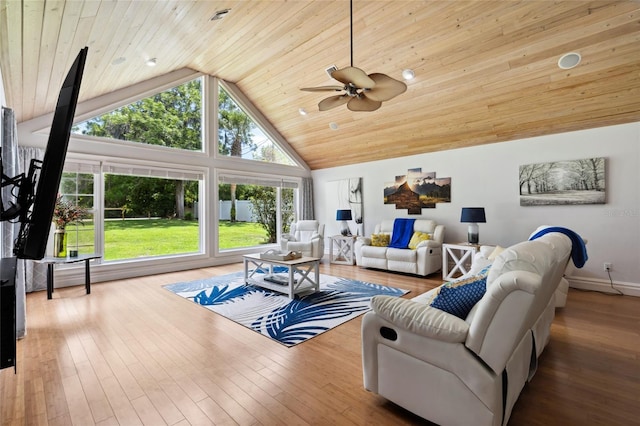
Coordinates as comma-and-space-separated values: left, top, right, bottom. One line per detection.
280, 220, 325, 258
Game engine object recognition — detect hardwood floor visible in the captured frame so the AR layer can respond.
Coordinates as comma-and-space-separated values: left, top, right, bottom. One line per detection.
1, 262, 639, 426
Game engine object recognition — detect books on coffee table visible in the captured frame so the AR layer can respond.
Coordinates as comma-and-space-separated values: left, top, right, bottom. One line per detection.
262, 274, 296, 285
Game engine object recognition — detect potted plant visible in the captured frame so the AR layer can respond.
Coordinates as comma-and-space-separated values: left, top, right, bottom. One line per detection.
52, 195, 88, 257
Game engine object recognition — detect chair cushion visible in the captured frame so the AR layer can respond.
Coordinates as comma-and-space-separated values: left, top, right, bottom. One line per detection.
430, 274, 487, 319
286, 241, 312, 256
370, 295, 469, 342
292, 220, 320, 242
361, 245, 388, 259
386, 247, 417, 262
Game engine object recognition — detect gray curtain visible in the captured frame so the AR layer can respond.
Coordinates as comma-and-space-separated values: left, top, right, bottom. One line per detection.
16, 147, 48, 294
1, 108, 24, 338
14, 147, 48, 338
300, 177, 314, 220
0, 109, 47, 338
1, 107, 18, 254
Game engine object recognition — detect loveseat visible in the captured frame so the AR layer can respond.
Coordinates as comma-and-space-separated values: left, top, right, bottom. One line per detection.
362, 229, 586, 425
354, 219, 445, 276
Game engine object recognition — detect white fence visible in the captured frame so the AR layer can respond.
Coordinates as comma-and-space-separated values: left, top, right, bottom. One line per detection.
219, 200, 257, 222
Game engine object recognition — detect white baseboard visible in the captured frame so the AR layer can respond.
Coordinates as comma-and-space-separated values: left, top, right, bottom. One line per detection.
567, 275, 640, 297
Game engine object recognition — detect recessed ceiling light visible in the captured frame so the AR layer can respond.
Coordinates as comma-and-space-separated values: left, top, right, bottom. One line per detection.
402, 69, 415, 80
112, 57, 126, 66
210, 8, 231, 21
146, 58, 157, 67
558, 52, 581, 70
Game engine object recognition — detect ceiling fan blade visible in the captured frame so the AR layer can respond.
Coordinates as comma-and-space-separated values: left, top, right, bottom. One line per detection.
331, 67, 375, 89
347, 95, 381, 112
301, 86, 345, 92
364, 73, 407, 102
318, 94, 350, 111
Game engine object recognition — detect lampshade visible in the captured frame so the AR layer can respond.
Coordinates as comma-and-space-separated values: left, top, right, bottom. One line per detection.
336, 209, 352, 236
460, 207, 486, 245
460, 207, 486, 223
336, 209, 353, 221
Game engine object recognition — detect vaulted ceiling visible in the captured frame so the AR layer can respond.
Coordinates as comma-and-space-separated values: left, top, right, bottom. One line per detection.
1, 1, 639, 170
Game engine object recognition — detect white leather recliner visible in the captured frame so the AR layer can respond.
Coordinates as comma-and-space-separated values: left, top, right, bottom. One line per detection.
362, 231, 574, 426
280, 220, 324, 258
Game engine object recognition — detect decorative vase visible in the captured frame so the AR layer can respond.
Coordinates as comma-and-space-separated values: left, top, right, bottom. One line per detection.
53, 227, 67, 257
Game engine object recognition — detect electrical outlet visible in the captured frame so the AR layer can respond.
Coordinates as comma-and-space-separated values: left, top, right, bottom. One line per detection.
604, 262, 612, 271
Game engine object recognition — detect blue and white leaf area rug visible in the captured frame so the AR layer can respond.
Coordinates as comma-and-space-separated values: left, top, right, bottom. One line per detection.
164, 270, 408, 347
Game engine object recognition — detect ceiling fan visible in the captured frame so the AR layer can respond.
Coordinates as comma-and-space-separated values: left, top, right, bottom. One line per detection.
300, 0, 407, 112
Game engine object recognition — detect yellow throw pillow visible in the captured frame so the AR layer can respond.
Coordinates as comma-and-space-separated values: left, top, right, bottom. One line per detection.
408, 231, 431, 249
488, 245, 505, 260
371, 233, 390, 247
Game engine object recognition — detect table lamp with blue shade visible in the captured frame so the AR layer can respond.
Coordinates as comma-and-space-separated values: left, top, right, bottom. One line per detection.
460, 207, 486, 244
336, 209, 353, 236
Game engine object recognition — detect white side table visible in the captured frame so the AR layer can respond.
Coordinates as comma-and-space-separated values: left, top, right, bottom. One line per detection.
329, 235, 356, 265
442, 243, 479, 280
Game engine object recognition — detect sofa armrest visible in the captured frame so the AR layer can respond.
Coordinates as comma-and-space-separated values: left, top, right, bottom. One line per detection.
416, 239, 441, 250
354, 237, 371, 266
432, 224, 446, 244
280, 233, 296, 252
370, 295, 469, 343
356, 236, 371, 246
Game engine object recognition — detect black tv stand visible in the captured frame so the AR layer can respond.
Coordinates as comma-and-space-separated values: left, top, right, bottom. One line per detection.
0, 256, 17, 372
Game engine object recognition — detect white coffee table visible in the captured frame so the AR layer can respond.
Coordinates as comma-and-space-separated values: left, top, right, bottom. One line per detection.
243, 253, 320, 298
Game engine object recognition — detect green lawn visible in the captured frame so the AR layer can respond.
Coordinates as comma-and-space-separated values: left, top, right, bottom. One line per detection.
217, 220, 272, 250
70, 219, 269, 260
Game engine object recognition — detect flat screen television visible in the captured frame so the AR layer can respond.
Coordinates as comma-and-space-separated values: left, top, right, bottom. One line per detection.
13, 47, 88, 260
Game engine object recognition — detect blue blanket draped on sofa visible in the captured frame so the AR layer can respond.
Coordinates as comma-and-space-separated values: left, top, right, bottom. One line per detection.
529, 226, 588, 268
389, 218, 416, 249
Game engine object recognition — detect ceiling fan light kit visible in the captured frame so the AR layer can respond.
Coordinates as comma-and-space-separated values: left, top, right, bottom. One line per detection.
402, 69, 415, 80
301, 0, 406, 112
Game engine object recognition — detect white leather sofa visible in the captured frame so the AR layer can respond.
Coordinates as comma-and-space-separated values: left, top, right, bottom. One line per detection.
467, 226, 588, 308
354, 219, 445, 276
362, 231, 576, 426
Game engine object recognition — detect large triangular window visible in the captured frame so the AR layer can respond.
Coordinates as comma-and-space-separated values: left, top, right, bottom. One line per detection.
72, 78, 203, 151
218, 86, 295, 166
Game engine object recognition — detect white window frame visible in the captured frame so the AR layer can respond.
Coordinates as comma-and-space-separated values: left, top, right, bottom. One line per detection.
216, 170, 300, 254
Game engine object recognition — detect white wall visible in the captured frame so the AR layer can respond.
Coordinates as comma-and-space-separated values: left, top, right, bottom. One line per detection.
313, 122, 640, 295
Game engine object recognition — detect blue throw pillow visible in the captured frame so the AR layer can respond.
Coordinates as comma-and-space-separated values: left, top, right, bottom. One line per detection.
430, 276, 487, 319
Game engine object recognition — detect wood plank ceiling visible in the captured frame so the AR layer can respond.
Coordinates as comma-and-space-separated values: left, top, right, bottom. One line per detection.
1, 1, 639, 170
